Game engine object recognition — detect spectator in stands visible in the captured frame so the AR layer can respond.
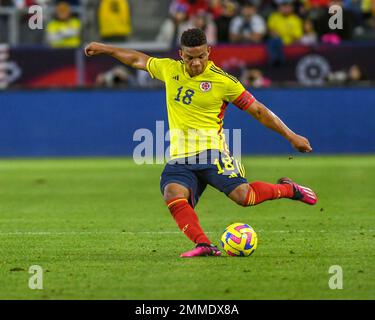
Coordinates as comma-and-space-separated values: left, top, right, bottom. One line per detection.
346, 64, 367, 83
95, 65, 136, 88
240, 67, 271, 88
188, 10, 217, 45
229, 0, 266, 43
267, 0, 303, 45
156, 3, 190, 47
300, 18, 318, 45
46, 1, 81, 48
215, 0, 237, 43
98, 0, 131, 42
327, 64, 368, 85
266, 0, 303, 66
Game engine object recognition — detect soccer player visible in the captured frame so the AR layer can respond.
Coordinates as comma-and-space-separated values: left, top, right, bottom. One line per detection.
85, 28, 317, 258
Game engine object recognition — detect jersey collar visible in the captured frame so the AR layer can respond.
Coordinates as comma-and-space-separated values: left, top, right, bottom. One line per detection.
183, 61, 214, 79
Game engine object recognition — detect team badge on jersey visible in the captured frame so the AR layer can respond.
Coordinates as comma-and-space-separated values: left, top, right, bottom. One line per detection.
200, 81, 212, 92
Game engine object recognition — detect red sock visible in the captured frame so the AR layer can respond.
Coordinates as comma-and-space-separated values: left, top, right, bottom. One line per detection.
246, 181, 294, 206
166, 198, 211, 245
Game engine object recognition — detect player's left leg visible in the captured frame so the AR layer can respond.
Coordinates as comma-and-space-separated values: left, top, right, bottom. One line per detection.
160, 162, 221, 257
164, 182, 212, 246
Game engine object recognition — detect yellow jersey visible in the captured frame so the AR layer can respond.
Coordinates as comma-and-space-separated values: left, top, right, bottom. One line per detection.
98, 0, 132, 37
147, 58, 253, 160
267, 13, 303, 45
46, 18, 81, 48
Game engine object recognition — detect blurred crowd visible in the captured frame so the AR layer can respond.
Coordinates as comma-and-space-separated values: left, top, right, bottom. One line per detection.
0, 0, 373, 88
159, 0, 375, 47
0, 0, 132, 47
0, 0, 375, 49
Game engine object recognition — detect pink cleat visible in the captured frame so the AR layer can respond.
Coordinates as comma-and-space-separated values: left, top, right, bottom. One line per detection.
180, 243, 222, 258
278, 177, 318, 205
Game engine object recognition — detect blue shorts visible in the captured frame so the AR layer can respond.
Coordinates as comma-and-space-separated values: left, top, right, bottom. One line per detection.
160, 150, 248, 208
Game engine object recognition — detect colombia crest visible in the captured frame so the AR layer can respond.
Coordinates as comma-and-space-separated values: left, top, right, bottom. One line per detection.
200, 81, 212, 92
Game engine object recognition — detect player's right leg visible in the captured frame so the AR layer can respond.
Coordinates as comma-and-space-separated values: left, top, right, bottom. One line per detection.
161, 164, 221, 258
199, 150, 317, 207
228, 179, 317, 207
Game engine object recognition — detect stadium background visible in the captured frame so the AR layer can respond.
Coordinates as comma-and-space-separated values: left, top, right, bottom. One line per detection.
0, 0, 374, 300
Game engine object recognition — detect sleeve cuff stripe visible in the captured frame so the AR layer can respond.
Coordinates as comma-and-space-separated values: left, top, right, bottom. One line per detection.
146, 57, 155, 78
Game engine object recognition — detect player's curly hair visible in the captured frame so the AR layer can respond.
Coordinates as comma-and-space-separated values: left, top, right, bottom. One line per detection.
180, 28, 207, 47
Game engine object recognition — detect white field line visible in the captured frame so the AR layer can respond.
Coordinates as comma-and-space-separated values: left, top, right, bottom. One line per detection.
0, 230, 373, 236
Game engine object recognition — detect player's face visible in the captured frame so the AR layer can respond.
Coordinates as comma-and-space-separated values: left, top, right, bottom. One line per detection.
179, 45, 211, 77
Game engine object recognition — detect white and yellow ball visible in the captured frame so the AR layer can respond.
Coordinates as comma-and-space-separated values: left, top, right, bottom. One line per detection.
220, 222, 258, 256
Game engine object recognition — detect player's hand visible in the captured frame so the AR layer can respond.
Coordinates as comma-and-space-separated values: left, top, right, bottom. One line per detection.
84, 42, 107, 57
289, 134, 312, 153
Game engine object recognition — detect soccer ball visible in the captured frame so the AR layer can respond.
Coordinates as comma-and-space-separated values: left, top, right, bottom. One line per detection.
220, 223, 258, 256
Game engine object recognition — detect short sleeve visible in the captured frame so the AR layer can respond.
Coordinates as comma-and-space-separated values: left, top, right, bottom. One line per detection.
223, 79, 247, 103
225, 78, 256, 111
146, 57, 175, 82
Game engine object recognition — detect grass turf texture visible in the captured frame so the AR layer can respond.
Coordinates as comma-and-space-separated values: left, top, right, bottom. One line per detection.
0, 155, 374, 300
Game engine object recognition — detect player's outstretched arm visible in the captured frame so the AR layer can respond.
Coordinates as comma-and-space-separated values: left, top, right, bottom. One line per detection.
246, 100, 312, 153
84, 42, 151, 71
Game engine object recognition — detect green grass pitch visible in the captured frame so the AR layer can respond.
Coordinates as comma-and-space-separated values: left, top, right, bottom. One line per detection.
0, 155, 374, 300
